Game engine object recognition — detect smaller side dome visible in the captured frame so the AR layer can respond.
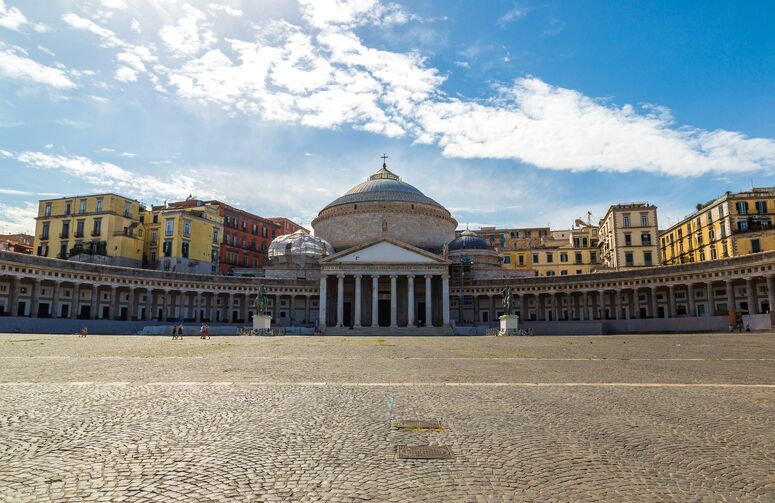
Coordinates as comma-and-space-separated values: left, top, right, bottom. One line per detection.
268, 230, 334, 264
448, 229, 492, 251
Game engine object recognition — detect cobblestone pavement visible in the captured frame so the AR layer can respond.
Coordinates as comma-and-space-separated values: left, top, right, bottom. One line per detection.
1, 334, 774, 502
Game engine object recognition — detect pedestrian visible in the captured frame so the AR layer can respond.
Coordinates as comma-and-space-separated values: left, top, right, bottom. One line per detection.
746, 324, 751, 332
199, 323, 205, 339
737, 322, 743, 333
171, 324, 177, 340
79, 326, 88, 337
204, 324, 210, 339
728, 323, 734, 332
177, 324, 184, 339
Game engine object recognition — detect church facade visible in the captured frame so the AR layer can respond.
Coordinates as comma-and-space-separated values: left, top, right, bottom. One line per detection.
1, 161, 774, 334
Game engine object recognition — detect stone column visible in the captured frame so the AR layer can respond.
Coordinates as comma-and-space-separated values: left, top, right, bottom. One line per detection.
407, 275, 415, 327
598, 290, 606, 320
706, 282, 715, 317
196, 292, 203, 322
6, 277, 17, 316
209, 294, 217, 323
162, 290, 170, 321
305, 295, 311, 324
109, 286, 118, 320
537, 294, 545, 321
354, 275, 362, 328
227, 293, 234, 323
767, 275, 775, 314
424, 275, 432, 327
241, 293, 249, 323
687, 284, 696, 317
273, 294, 279, 322
335, 274, 345, 327
579, 292, 587, 321
127, 287, 135, 321
145, 289, 153, 321
488, 294, 494, 323
51, 281, 61, 318
442, 275, 450, 326
551, 292, 559, 321
389, 275, 397, 328
725, 280, 735, 315
615, 289, 622, 320
30, 279, 41, 317
520, 293, 527, 320
746, 278, 758, 315
178, 291, 185, 322
667, 285, 676, 317
70, 283, 80, 319
651, 287, 659, 319
371, 275, 379, 327
90, 285, 99, 320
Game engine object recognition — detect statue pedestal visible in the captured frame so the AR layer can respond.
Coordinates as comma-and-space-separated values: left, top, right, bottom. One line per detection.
253, 315, 272, 335
498, 315, 519, 336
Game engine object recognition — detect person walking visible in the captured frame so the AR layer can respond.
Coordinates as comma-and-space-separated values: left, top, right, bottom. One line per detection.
204, 323, 210, 340
177, 324, 184, 339
199, 323, 206, 339
172, 324, 178, 340
79, 326, 88, 337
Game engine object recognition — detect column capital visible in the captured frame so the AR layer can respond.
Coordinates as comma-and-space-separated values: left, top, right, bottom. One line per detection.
389, 274, 397, 279
407, 274, 415, 279
354, 274, 362, 280
424, 274, 433, 280
337, 273, 345, 279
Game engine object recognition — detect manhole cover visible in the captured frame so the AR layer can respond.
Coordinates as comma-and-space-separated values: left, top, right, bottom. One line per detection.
392, 419, 443, 430
396, 445, 453, 460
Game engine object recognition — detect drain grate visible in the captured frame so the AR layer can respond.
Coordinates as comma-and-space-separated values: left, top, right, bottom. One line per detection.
396, 445, 453, 460
392, 419, 444, 430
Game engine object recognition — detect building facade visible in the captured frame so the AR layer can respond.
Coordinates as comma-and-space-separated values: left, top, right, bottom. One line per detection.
142, 202, 222, 275
214, 202, 279, 273
598, 203, 660, 271
0, 233, 33, 254
660, 187, 775, 265
268, 217, 307, 237
33, 193, 146, 268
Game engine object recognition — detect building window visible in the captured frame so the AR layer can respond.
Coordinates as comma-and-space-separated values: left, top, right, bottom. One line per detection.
546, 271, 555, 277
625, 252, 634, 267
165, 220, 174, 236
640, 213, 648, 226
560, 253, 568, 263
560, 270, 568, 276
623, 214, 631, 227
79, 199, 86, 214
736, 201, 748, 214
151, 230, 157, 243
737, 220, 748, 232
709, 229, 715, 240
183, 220, 191, 237
65, 201, 72, 215
546, 253, 553, 263
150, 251, 156, 262
40, 222, 50, 240
532, 253, 539, 263
751, 239, 761, 253
75, 220, 84, 237
61, 221, 69, 238
95, 199, 103, 212
59, 242, 67, 258
590, 251, 596, 263
181, 241, 189, 258
644, 251, 653, 266
152, 214, 158, 224
722, 241, 729, 257
641, 232, 651, 245
252, 223, 257, 234
503, 255, 511, 264
755, 201, 767, 214
213, 229, 219, 244
710, 246, 717, 260
518, 255, 524, 265
699, 249, 705, 261
92, 218, 102, 236
575, 252, 582, 264
624, 233, 632, 246
262, 227, 268, 238
44, 203, 52, 217
163, 240, 172, 257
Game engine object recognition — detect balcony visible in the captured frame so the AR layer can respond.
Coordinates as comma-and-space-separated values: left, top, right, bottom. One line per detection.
91, 229, 101, 237
74, 231, 84, 238
39, 234, 49, 241
732, 221, 774, 236
59, 233, 69, 239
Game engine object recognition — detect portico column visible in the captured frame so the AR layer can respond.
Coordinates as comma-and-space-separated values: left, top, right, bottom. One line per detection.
145, 289, 153, 321
488, 294, 494, 323
706, 282, 715, 317
196, 292, 203, 322
51, 281, 61, 318
687, 283, 696, 317
209, 294, 217, 322
580, 292, 587, 321
178, 291, 185, 321
651, 287, 659, 318
305, 295, 311, 324
389, 274, 397, 328
162, 290, 170, 321
242, 293, 249, 323
598, 290, 606, 319
767, 275, 775, 314
127, 287, 135, 320
336, 274, 344, 327
442, 275, 450, 326
667, 285, 676, 317
520, 293, 527, 319
407, 275, 415, 327
424, 275, 432, 327
537, 294, 545, 321
6, 277, 17, 316
227, 293, 234, 323
746, 278, 758, 315
90, 285, 99, 320
725, 280, 735, 315
30, 279, 41, 317
552, 292, 559, 321
109, 286, 117, 320
371, 275, 379, 327
615, 289, 622, 320
354, 275, 362, 328
70, 283, 79, 319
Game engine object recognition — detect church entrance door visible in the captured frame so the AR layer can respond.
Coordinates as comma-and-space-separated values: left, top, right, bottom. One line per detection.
343, 302, 352, 327
378, 299, 390, 326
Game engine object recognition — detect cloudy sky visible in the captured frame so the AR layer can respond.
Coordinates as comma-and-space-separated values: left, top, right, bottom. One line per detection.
1, 0, 773, 234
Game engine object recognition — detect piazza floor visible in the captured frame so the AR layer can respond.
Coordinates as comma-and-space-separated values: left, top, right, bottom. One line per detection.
0, 334, 773, 502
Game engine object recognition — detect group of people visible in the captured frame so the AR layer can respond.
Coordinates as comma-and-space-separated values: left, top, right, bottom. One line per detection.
171, 323, 211, 340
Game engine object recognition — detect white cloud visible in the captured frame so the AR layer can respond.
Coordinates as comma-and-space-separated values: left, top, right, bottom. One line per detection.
159, 4, 216, 57
0, 50, 77, 89
498, 6, 529, 26
100, 0, 128, 9
0, 0, 25, 30
0, 188, 59, 196
130, 18, 141, 33
208, 3, 243, 17
115, 65, 138, 82
6, 150, 221, 202
62, 12, 123, 48
0, 201, 37, 234
298, 0, 410, 29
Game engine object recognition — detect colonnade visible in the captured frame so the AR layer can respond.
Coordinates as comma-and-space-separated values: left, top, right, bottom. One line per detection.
319, 272, 450, 328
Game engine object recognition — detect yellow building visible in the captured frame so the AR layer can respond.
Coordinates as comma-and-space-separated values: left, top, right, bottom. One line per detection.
598, 203, 660, 270
142, 202, 223, 275
660, 187, 775, 265
33, 194, 145, 267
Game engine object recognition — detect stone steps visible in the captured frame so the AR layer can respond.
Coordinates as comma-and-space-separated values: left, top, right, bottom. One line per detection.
322, 326, 453, 336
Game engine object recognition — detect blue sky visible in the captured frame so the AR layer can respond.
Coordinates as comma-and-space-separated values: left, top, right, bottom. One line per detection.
1, 0, 773, 234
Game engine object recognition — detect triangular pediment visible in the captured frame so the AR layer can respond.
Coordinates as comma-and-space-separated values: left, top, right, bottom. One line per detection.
324, 238, 447, 264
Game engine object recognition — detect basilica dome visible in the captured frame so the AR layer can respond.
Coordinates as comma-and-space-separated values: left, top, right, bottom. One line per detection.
312, 162, 457, 252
